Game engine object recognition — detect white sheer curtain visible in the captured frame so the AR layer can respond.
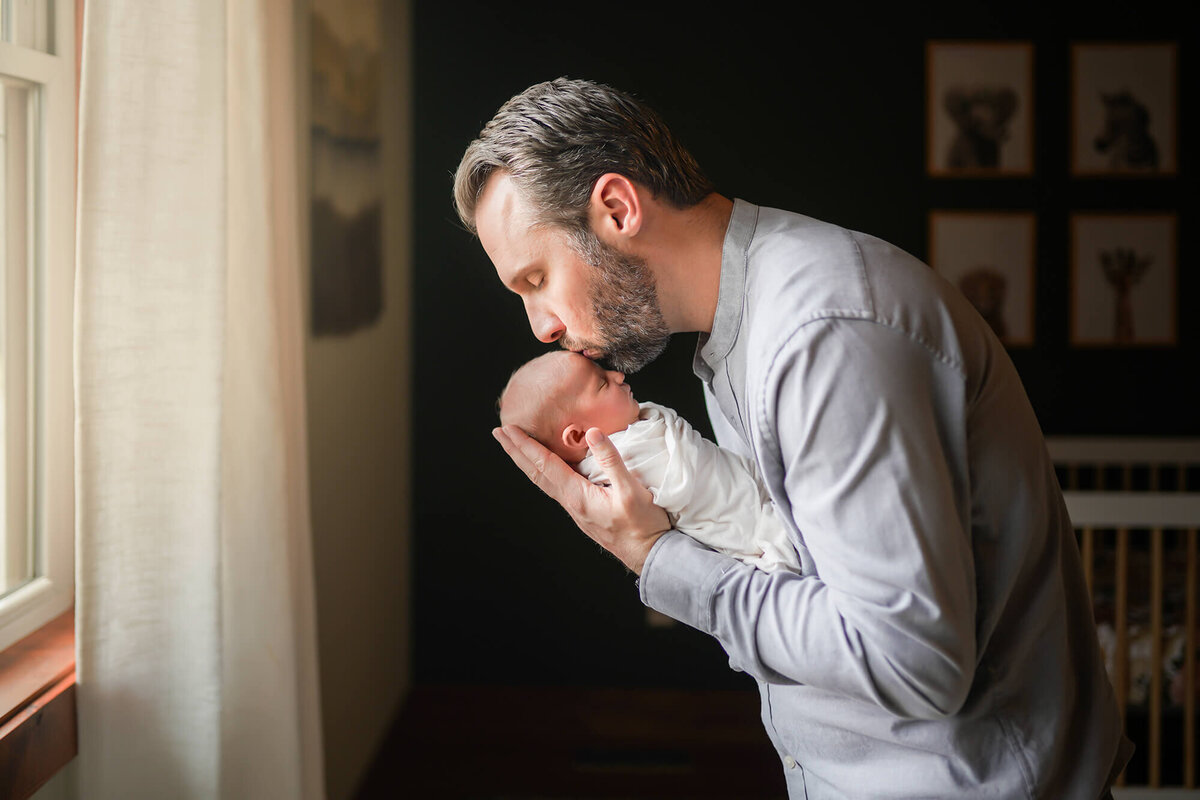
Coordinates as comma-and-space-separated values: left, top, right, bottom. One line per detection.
74, 0, 324, 797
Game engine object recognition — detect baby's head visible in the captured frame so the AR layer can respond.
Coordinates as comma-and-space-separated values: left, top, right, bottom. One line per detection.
499, 351, 641, 464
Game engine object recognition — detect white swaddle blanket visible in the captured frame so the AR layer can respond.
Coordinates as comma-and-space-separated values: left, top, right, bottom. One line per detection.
577, 401, 800, 573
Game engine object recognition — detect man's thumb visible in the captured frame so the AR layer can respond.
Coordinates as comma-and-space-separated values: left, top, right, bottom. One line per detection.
586, 428, 623, 470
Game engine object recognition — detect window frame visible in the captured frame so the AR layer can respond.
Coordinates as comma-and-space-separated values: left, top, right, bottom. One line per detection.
0, 0, 76, 655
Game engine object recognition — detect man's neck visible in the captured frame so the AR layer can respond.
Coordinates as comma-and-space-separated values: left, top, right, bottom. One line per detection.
647, 192, 734, 335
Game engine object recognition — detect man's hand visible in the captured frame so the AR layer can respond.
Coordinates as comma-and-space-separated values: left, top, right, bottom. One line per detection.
492, 424, 670, 574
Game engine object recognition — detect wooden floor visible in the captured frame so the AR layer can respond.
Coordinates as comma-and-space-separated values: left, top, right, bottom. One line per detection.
352, 684, 788, 799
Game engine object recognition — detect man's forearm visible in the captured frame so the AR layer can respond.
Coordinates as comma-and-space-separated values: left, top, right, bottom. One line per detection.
639, 532, 975, 718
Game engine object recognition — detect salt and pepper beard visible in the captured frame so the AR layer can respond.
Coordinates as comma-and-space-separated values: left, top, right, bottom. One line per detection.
564, 228, 671, 374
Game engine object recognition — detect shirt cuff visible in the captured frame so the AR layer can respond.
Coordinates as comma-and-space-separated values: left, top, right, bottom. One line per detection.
638, 531, 737, 633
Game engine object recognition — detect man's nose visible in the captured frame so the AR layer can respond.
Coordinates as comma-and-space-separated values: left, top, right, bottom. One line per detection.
526, 304, 564, 343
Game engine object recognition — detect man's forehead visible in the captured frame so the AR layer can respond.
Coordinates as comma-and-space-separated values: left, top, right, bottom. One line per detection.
477, 174, 529, 240
476, 174, 540, 275
478, 170, 515, 212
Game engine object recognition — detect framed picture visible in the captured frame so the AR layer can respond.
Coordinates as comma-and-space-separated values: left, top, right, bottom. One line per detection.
310, 0, 384, 336
929, 211, 1036, 346
1071, 42, 1178, 176
1070, 213, 1177, 346
926, 41, 1034, 177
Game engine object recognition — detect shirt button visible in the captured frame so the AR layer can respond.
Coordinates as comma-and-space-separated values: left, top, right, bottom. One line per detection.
783, 755, 797, 769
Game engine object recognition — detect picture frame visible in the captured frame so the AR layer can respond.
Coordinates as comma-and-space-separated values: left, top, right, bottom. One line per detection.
928, 211, 1037, 347
1071, 42, 1178, 177
926, 41, 1034, 177
1069, 212, 1177, 347
310, 0, 384, 336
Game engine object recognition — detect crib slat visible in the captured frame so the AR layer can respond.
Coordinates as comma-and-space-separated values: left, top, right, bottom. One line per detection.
1116, 525, 1129, 787
1148, 466, 1162, 788
1186, 526, 1196, 788
1150, 526, 1163, 787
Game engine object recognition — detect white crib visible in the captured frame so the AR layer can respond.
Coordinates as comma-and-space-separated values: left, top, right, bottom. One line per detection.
1047, 437, 1200, 798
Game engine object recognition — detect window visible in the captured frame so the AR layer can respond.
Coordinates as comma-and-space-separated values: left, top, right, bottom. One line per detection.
0, 0, 75, 652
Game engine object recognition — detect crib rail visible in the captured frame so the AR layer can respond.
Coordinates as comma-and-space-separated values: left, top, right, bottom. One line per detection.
1047, 437, 1200, 791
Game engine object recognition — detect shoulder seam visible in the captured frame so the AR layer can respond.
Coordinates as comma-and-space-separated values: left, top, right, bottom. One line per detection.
847, 230, 877, 318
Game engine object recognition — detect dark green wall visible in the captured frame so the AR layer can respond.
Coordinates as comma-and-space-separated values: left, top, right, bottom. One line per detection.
410, 1, 1194, 688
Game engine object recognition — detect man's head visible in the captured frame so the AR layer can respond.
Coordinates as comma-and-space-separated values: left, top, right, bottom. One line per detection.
454, 77, 713, 239
498, 351, 641, 464
455, 78, 714, 373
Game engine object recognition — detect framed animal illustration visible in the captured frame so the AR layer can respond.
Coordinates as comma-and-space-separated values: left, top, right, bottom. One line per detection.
1070, 213, 1177, 346
926, 41, 1034, 177
928, 211, 1036, 346
1071, 42, 1178, 177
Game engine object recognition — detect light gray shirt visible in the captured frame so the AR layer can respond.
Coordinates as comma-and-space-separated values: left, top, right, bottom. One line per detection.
638, 199, 1132, 799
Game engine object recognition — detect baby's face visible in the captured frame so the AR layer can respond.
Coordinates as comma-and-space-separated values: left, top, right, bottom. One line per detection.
559, 352, 641, 437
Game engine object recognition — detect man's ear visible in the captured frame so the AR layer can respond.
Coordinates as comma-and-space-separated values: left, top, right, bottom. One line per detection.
589, 173, 643, 241
561, 424, 588, 451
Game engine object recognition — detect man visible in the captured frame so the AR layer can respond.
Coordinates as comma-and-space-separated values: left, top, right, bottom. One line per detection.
455, 77, 1131, 798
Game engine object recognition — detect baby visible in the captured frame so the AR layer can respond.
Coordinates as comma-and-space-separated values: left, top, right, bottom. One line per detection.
498, 351, 800, 573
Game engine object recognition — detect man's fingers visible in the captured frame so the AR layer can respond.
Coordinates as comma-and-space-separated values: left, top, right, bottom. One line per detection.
494, 425, 585, 505
585, 427, 672, 558
493, 425, 555, 487
495, 425, 669, 571
492, 426, 543, 483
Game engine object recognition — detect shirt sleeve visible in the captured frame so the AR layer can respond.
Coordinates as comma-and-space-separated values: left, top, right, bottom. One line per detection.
640, 318, 978, 720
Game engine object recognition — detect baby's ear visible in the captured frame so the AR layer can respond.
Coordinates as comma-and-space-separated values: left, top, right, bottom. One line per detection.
561, 424, 587, 450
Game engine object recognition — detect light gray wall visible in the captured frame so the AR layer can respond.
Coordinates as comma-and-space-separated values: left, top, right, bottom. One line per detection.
300, 1, 412, 798
30, 761, 75, 799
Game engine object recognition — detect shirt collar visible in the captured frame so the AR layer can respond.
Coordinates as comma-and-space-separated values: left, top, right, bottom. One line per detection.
693, 198, 758, 380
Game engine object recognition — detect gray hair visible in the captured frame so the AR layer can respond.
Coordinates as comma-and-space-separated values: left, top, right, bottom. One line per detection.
453, 77, 714, 237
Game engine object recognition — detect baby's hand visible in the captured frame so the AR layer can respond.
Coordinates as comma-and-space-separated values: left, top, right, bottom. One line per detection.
493, 425, 669, 574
